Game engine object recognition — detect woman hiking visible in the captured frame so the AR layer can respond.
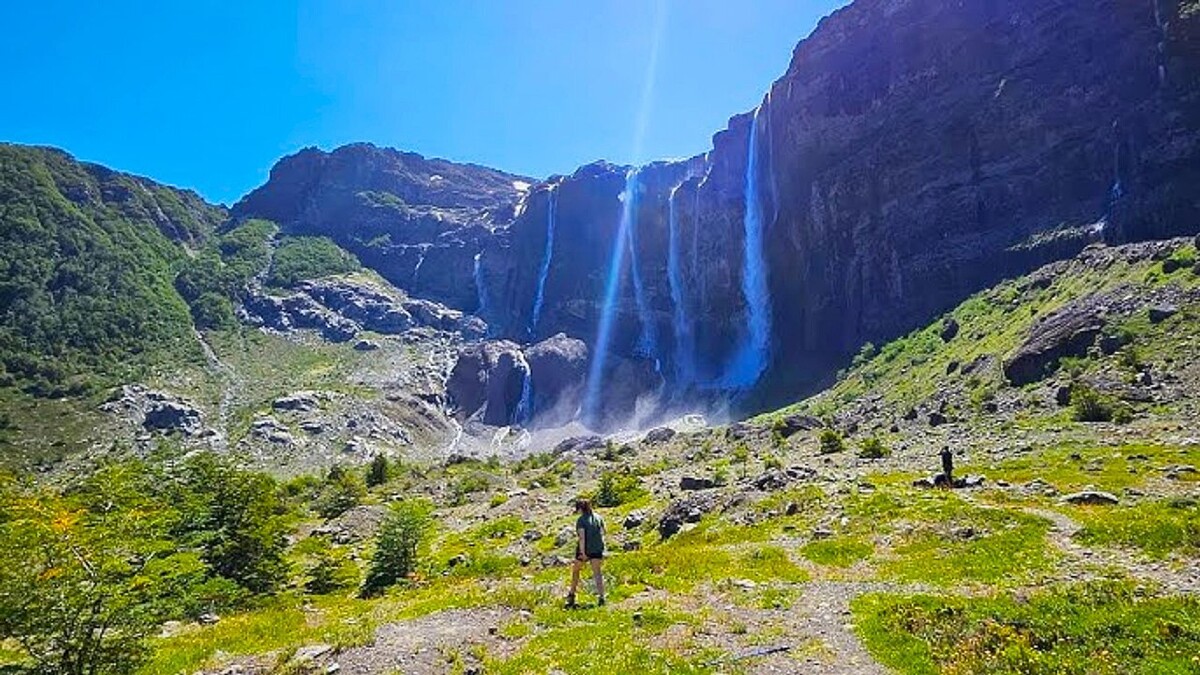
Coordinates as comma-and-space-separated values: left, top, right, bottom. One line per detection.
566, 498, 606, 608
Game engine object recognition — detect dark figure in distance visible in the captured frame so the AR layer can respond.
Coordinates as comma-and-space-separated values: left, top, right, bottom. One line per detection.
566, 499, 606, 608
939, 446, 954, 487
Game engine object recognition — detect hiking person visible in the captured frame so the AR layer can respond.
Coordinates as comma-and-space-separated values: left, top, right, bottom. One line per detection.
940, 445, 954, 487
566, 498, 606, 608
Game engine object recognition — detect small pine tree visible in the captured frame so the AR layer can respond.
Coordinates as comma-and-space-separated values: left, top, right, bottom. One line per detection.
366, 454, 391, 488
317, 466, 367, 519
361, 500, 432, 597
819, 429, 846, 455
857, 436, 891, 459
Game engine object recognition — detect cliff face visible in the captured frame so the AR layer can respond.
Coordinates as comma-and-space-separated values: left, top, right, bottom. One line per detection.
231, 143, 531, 310
488, 0, 1200, 415
235, 0, 1200, 423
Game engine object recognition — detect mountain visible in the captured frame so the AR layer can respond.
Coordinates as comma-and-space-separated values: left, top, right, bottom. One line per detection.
231, 143, 531, 310
0, 144, 226, 396
230, 0, 1200, 431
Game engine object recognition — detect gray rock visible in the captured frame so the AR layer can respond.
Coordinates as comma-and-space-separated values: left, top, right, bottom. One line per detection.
643, 426, 676, 444
273, 392, 322, 412
144, 401, 203, 435
1060, 490, 1120, 506
623, 511, 647, 530
554, 435, 606, 455
1148, 305, 1178, 323
659, 493, 722, 539
775, 414, 822, 438
680, 476, 717, 491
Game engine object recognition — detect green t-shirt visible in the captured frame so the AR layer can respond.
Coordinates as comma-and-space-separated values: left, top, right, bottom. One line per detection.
576, 512, 605, 557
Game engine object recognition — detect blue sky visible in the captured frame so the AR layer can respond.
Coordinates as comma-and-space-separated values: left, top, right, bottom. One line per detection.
1, 1, 845, 205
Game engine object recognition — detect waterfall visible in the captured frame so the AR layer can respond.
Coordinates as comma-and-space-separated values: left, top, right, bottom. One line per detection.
512, 351, 534, 426
473, 252, 490, 334
412, 244, 428, 282
628, 189, 657, 359
583, 168, 640, 423
666, 181, 693, 387
723, 104, 773, 390
529, 184, 558, 338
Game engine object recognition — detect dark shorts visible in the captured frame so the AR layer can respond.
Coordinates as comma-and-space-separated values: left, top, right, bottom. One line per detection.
579, 550, 605, 561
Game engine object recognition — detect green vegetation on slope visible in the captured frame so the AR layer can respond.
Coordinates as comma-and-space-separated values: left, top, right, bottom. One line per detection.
0, 145, 225, 395
267, 235, 361, 287
854, 582, 1200, 674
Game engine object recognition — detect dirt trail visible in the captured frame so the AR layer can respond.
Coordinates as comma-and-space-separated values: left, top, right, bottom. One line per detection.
1024, 505, 1200, 593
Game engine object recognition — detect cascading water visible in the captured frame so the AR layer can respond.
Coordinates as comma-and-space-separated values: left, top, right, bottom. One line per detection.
512, 351, 534, 426
627, 190, 657, 361
723, 104, 773, 390
666, 182, 694, 386
473, 251, 490, 334
412, 244, 428, 281
1152, 0, 1167, 85
528, 184, 558, 338
583, 168, 640, 423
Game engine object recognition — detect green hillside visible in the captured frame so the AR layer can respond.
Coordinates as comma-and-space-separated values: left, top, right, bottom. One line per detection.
0, 145, 226, 396
4, 238, 1196, 675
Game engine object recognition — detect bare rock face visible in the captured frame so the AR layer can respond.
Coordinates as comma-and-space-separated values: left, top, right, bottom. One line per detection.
487, 0, 1200, 412
232, 1, 1200, 419
240, 275, 485, 341
524, 334, 588, 428
1004, 294, 1111, 385
446, 341, 524, 425
230, 143, 532, 310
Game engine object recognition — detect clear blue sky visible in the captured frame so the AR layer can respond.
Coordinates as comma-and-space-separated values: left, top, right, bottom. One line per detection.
1, 1, 845, 205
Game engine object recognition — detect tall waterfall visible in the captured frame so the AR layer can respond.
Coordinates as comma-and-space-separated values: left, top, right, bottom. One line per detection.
473, 251, 490, 334
666, 182, 693, 386
528, 184, 558, 338
512, 351, 534, 426
628, 190, 657, 361
723, 104, 773, 389
583, 168, 640, 422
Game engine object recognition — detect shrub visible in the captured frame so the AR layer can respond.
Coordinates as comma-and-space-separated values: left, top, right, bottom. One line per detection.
489, 492, 509, 508
304, 544, 359, 595
763, 454, 784, 470
858, 437, 891, 459
1070, 384, 1130, 424
366, 454, 391, 488
595, 470, 647, 507
316, 465, 368, 519
361, 500, 433, 597
819, 429, 846, 455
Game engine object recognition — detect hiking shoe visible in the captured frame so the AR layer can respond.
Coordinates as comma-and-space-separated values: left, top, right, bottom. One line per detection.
598, 597, 606, 607
564, 594, 577, 609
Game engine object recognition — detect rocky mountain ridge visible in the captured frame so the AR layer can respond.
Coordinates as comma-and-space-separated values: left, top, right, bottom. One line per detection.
231, 0, 1200, 430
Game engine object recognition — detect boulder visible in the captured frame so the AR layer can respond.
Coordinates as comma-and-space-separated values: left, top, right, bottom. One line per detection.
679, 476, 717, 491
643, 427, 676, 444
940, 317, 960, 342
1004, 295, 1109, 385
554, 435, 606, 455
658, 493, 722, 539
524, 334, 588, 428
446, 340, 522, 423
1148, 305, 1178, 324
144, 401, 203, 435
1060, 490, 1120, 505
775, 414, 822, 438
273, 392, 323, 412
753, 466, 817, 492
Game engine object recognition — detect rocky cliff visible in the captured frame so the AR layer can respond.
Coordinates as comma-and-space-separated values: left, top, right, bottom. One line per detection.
487, 0, 1200, 420
235, 0, 1200, 427
231, 143, 532, 310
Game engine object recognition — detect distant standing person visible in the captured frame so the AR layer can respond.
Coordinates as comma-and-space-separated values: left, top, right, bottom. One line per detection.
940, 445, 954, 487
566, 499, 606, 608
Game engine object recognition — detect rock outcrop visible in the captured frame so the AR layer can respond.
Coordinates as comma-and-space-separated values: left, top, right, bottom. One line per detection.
240, 275, 484, 341
230, 143, 532, 310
